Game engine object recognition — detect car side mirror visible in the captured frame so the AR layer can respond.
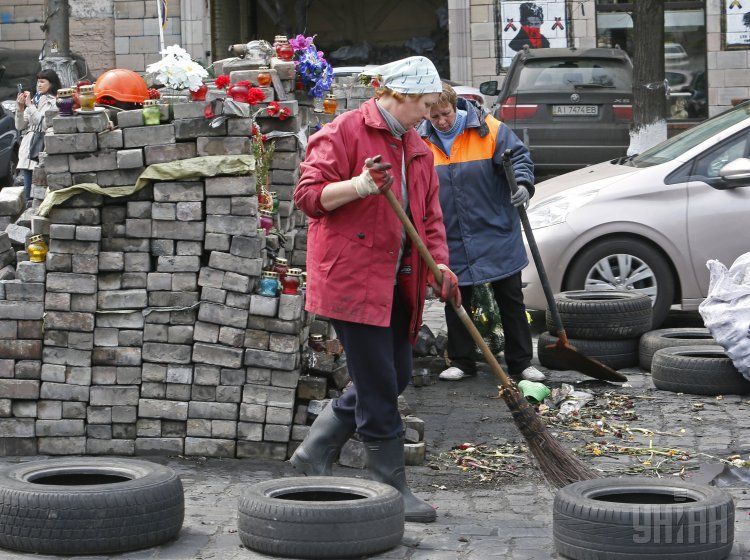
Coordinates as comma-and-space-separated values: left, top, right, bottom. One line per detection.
480, 80, 499, 96
719, 157, 750, 186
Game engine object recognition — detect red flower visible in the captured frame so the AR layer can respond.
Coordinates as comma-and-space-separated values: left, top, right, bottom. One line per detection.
147, 88, 161, 99
266, 101, 281, 116
370, 78, 380, 88
251, 124, 259, 136
261, 134, 268, 143
246, 87, 266, 105
278, 107, 291, 121
215, 75, 230, 89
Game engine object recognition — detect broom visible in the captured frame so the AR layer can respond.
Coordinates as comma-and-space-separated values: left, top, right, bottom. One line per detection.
379, 184, 599, 488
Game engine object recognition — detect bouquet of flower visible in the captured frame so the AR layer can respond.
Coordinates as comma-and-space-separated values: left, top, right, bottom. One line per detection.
146, 45, 208, 92
289, 34, 333, 99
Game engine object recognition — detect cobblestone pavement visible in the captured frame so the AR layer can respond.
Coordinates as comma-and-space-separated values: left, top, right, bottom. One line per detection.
0, 303, 748, 559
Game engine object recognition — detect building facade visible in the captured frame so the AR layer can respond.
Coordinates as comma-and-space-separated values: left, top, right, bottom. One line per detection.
1, 1, 748, 118
460, 0, 750, 118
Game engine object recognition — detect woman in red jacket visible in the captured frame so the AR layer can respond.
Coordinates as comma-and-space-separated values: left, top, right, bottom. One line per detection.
292, 56, 460, 523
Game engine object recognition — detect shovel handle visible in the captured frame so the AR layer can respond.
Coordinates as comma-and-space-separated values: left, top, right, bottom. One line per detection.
501, 150, 568, 343
381, 188, 513, 388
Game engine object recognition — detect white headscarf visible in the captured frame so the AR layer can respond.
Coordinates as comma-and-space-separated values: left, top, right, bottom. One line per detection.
373, 56, 442, 95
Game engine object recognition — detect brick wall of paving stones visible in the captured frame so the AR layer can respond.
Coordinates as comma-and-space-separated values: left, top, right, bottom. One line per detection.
0, 91, 315, 461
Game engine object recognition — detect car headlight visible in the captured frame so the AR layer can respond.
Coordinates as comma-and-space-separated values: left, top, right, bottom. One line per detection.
527, 190, 599, 229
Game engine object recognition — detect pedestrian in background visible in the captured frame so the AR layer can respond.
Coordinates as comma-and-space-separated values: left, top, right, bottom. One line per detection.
292, 56, 460, 523
420, 82, 546, 382
16, 69, 60, 205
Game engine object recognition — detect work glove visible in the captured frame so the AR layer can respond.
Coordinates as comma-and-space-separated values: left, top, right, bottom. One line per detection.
510, 184, 530, 208
351, 155, 394, 198
430, 264, 462, 307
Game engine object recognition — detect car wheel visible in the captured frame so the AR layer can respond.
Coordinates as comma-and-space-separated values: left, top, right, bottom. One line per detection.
639, 327, 715, 371
566, 238, 674, 328
238, 476, 404, 559
0, 457, 184, 555
554, 477, 735, 560
651, 345, 750, 395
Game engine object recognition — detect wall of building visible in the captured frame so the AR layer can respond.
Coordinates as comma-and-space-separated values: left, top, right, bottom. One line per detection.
706, 0, 750, 116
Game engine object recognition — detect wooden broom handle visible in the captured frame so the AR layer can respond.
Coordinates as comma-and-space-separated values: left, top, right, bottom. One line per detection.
382, 189, 513, 388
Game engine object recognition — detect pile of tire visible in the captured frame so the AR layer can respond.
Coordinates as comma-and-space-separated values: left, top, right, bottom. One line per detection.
639, 328, 750, 395
539, 290, 652, 372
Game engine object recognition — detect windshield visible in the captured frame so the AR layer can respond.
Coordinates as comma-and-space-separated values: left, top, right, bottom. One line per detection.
629, 103, 750, 168
516, 58, 631, 90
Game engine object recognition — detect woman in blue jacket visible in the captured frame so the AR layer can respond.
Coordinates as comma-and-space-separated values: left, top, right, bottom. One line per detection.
419, 83, 546, 382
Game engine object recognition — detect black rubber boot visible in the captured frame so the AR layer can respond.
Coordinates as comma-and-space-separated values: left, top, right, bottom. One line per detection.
364, 437, 437, 523
289, 405, 354, 476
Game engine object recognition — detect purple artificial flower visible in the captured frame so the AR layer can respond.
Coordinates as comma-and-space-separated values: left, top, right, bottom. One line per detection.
289, 34, 314, 51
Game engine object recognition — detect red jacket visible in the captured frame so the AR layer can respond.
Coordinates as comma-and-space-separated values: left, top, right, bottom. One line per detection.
295, 98, 449, 343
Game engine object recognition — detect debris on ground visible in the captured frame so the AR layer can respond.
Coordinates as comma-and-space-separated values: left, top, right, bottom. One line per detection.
438, 442, 532, 482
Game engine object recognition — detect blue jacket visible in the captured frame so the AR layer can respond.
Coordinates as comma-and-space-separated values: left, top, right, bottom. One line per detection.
418, 99, 535, 285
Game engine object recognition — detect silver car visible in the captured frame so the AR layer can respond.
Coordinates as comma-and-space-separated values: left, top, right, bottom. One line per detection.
522, 102, 750, 328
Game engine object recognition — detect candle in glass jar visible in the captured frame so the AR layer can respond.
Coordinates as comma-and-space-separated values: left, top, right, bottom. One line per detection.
257, 67, 272, 87
259, 210, 274, 234
323, 93, 338, 115
259, 270, 280, 297
282, 267, 301, 295
142, 99, 162, 125
78, 84, 96, 111
56, 88, 75, 116
272, 257, 288, 282
26, 234, 49, 263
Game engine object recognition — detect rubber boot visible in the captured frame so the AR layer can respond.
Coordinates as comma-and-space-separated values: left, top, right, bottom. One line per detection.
364, 437, 437, 523
289, 405, 354, 476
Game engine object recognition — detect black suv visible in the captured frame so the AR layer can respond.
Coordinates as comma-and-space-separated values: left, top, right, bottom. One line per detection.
481, 47, 633, 174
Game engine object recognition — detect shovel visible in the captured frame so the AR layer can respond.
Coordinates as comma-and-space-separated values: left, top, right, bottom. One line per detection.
501, 150, 627, 383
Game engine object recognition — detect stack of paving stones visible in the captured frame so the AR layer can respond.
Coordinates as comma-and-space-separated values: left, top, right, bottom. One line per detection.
0, 78, 318, 460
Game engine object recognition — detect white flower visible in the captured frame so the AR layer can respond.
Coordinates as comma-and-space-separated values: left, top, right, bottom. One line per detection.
146, 45, 208, 91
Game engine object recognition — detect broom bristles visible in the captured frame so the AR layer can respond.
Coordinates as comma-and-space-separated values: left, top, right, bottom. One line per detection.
501, 385, 599, 488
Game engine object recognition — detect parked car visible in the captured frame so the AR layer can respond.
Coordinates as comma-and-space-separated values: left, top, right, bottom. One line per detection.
480, 47, 633, 174
521, 102, 750, 328
0, 101, 18, 188
664, 42, 690, 68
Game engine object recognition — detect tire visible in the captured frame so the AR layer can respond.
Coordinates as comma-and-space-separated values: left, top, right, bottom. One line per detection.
565, 238, 674, 328
639, 328, 715, 371
651, 345, 750, 396
238, 476, 404, 559
554, 477, 735, 560
0, 457, 184, 555
538, 332, 638, 371
546, 290, 652, 340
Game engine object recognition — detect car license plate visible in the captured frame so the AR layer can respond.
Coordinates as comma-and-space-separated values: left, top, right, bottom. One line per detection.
552, 105, 598, 116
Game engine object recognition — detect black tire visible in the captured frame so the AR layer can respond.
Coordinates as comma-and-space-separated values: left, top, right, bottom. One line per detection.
639, 328, 715, 371
538, 332, 638, 371
554, 477, 735, 560
546, 290, 653, 340
565, 238, 674, 328
651, 345, 750, 396
238, 476, 404, 559
0, 457, 184, 555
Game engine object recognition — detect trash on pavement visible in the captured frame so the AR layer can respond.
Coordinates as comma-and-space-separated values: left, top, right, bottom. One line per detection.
546, 383, 594, 417
518, 379, 551, 403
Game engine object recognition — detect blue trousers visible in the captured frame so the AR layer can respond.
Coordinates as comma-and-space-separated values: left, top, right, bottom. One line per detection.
22, 169, 33, 203
331, 288, 412, 441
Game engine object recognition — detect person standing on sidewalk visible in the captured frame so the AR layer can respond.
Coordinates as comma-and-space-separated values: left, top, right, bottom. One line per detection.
15, 69, 60, 205
419, 83, 546, 382
292, 57, 461, 523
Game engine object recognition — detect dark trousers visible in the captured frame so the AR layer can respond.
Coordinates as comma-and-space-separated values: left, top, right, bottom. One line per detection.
22, 169, 33, 203
331, 289, 412, 441
445, 272, 533, 376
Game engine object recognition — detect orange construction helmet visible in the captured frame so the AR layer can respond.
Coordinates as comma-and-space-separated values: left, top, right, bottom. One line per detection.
94, 69, 149, 105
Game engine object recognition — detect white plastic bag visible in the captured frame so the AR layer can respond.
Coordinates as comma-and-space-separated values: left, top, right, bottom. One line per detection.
698, 252, 750, 380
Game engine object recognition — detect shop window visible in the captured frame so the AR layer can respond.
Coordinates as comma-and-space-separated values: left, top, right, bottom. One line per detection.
595, 1, 707, 120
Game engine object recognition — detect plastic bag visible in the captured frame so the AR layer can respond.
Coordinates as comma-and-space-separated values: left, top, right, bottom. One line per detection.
698, 252, 750, 380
